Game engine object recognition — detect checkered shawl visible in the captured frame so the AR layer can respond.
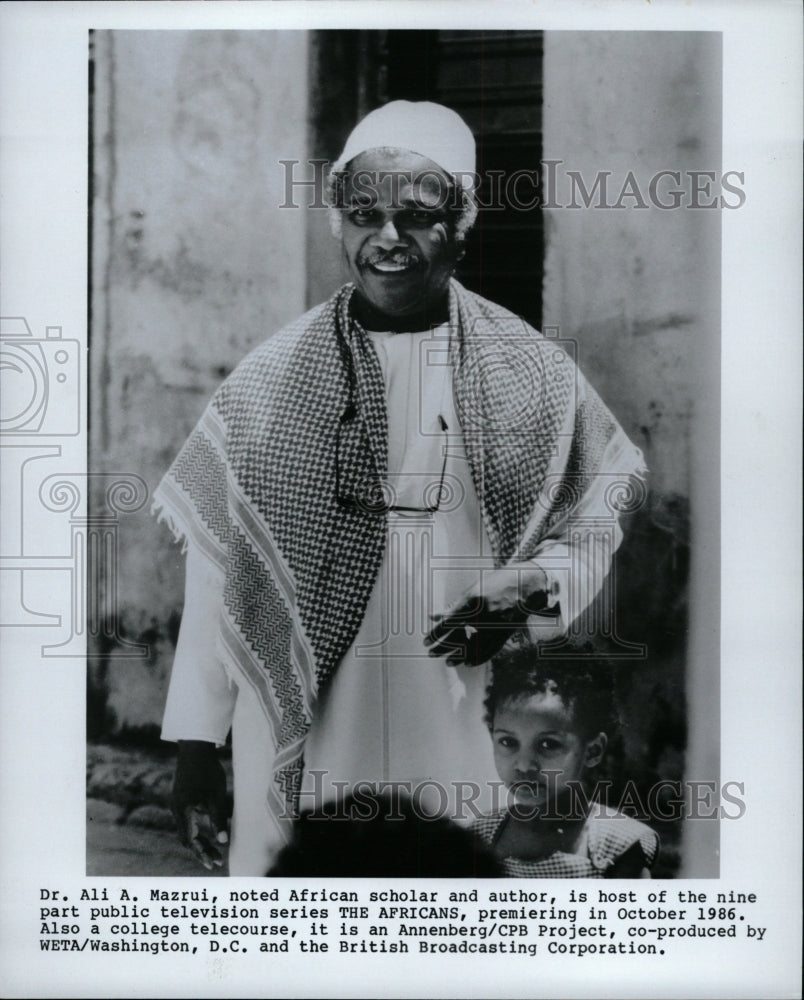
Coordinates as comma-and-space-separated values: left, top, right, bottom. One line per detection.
471, 806, 660, 878
153, 279, 645, 841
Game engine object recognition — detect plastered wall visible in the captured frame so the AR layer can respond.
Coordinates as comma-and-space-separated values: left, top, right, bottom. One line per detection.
89, 30, 309, 731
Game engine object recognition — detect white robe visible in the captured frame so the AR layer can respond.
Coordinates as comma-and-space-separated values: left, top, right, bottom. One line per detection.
162, 327, 620, 874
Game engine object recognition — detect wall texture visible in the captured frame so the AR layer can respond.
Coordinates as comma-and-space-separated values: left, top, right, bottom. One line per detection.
89, 31, 309, 733
542, 31, 722, 875
542, 31, 721, 499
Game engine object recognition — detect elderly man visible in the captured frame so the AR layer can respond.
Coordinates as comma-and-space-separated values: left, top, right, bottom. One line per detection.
154, 101, 645, 875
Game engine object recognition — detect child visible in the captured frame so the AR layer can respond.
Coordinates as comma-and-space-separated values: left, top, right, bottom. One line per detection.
472, 646, 659, 878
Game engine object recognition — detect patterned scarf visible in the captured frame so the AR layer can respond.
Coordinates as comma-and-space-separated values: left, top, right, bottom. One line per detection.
153, 279, 645, 837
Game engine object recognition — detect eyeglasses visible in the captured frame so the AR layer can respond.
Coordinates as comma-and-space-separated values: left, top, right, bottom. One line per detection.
335, 410, 449, 515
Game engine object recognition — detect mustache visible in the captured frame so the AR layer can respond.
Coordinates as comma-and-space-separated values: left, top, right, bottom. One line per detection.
359, 250, 420, 269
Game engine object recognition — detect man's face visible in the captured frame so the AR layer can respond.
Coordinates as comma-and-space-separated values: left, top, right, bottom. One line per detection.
339, 148, 461, 323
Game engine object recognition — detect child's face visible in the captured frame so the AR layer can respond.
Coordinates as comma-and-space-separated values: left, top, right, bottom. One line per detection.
491, 684, 606, 807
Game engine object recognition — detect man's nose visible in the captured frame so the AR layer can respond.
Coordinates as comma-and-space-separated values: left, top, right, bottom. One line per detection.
371, 219, 405, 250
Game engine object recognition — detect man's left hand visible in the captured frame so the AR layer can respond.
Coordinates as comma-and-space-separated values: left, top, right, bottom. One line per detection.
424, 565, 552, 666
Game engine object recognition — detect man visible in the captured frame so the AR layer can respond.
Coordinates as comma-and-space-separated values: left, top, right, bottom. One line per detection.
154, 101, 645, 875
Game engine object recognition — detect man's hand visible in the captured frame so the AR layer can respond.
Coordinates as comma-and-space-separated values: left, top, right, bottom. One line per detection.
424, 565, 553, 667
172, 740, 229, 871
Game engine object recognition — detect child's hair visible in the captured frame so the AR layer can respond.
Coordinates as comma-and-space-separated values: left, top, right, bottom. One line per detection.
484, 645, 619, 740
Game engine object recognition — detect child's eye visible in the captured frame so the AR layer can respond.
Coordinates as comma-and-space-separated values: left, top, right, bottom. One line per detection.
538, 738, 564, 754
496, 736, 518, 751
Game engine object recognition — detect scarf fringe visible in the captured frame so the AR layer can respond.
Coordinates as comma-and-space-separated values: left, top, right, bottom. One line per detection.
151, 496, 190, 556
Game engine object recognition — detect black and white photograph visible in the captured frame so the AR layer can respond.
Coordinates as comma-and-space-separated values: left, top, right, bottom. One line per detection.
85, 26, 722, 881
0, 2, 801, 998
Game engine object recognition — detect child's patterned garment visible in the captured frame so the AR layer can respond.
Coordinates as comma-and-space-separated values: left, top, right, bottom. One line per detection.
471, 804, 659, 878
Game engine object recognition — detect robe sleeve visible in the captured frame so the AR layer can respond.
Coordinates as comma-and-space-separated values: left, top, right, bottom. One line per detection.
520, 417, 643, 642
523, 467, 625, 641
161, 541, 238, 747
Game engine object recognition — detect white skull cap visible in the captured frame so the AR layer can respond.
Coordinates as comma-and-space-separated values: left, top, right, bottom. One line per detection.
333, 100, 476, 189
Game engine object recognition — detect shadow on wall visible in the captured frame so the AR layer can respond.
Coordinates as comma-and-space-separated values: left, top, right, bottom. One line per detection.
87, 603, 182, 746
602, 490, 689, 879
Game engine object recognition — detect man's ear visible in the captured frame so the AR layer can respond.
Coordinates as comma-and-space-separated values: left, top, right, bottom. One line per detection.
584, 732, 608, 768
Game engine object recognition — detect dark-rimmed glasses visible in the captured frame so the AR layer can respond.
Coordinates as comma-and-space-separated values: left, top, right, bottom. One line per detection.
335, 411, 449, 515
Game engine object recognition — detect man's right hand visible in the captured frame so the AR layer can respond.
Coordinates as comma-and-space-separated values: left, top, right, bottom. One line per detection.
172, 740, 229, 871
